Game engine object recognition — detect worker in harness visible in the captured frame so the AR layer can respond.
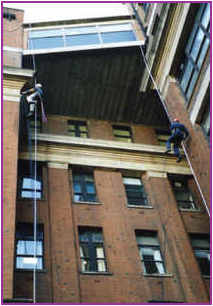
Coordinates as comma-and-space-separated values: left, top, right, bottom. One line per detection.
165, 118, 189, 163
21, 82, 47, 122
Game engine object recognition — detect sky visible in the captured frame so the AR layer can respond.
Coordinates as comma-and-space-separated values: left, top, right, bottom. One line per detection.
3, 2, 129, 23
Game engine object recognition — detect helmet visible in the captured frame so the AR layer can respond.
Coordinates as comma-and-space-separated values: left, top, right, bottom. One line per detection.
173, 118, 179, 122
35, 83, 42, 88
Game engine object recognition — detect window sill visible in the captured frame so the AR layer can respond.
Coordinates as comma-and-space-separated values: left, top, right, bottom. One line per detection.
73, 201, 102, 205
143, 273, 173, 278
127, 205, 153, 209
179, 208, 200, 212
80, 271, 113, 276
203, 275, 210, 279
15, 269, 47, 273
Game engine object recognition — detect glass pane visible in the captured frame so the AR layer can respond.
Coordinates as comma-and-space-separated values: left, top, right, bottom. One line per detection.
86, 194, 97, 202
201, 4, 210, 29
198, 37, 210, 68
143, 261, 158, 274
73, 181, 81, 193
114, 130, 131, 137
81, 259, 90, 271
74, 194, 84, 202
123, 178, 141, 185
114, 137, 132, 143
180, 60, 194, 92
191, 28, 205, 62
16, 257, 43, 269
186, 70, 199, 100
79, 126, 87, 132
99, 23, 132, 32
28, 37, 64, 50
66, 34, 100, 47
79, 232, 89, 242
137, 237, 159, 246
86, 182, 95, 194
186, 25, 198, 54
175, 191, 191, 201
21, 191, 41, 199
64, 26, 96, 35
29, 28, 63, 38
156, 262, 165, 274
97, 259, 106, 272
23, 178, 41, 190
68, 132, 76, 137
80, 245, 89, 257
85, 175, 94, 182
17, 240, 42, 255
92, 233, 103, 243
102, 31, 136, 43
96, 246, 104, 258
195, 253, 210, 275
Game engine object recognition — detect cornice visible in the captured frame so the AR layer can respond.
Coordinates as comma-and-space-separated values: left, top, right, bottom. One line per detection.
20, 134, 191, 175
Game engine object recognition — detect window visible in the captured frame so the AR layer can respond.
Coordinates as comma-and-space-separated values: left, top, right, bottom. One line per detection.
67, 120, 88, 138
170, 177, 197, 210
16, 223, 44, 270
72, 170, 97, 202
123, 177, 148, 206
190, 234, 210, 276
179, 4, 210, 102
200, 99, 210, 142
136, 231, 166, 275
79, 227, 107, 272
155, 129, 170, 146
18, 160, 43, 199
113, 125, 132, 142
28, 23, 137, 50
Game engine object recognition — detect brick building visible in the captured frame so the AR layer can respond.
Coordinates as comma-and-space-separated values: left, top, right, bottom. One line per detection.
3, 3, 210, 304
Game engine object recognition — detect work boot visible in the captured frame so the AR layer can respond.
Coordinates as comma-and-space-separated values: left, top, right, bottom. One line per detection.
176, 156, 182, 163
165, 149, 171, 154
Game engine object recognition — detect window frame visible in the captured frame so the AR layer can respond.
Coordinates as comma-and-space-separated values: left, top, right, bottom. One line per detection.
136, 231, 166, 275
27, 22, 137, 51
123, 177, 149, 207
170, 177, 197, 211
72, 169, 98, 203
112, 125, 133, 143
78, 227, 107, 273
15, 223, 44, 271
18, 160, 43, 200
179, 4, 210, 103
190, 234, 210, 276
67, 120, 88, 138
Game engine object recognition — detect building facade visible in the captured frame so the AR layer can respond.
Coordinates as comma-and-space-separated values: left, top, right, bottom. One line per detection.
3, 3, 210, 304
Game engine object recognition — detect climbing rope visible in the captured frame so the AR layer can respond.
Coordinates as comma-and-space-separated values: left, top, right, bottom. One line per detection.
28, 23, 38, 303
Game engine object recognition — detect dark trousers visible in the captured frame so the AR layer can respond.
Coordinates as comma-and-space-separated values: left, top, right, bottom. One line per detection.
166, 134, 183, 157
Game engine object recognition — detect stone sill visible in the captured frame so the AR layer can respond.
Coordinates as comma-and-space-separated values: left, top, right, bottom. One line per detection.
73, 201, 102, 205
179, 208, 201, 212
143, 273, 173, 278
80, 271, 113, 276
127, 205, 153, 209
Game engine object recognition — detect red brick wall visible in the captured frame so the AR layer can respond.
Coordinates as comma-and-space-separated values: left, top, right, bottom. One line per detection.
3, 100, 20, 299
165, 81, 210, 212
3, 8, 24, 67
13, 165, 210, 303
43, 116, 159, 145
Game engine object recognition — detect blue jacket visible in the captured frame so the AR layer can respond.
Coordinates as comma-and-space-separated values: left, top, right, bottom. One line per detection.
170, 122, 189, 138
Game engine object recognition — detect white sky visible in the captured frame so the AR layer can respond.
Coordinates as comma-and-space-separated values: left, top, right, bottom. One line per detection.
3, 2, 129, 23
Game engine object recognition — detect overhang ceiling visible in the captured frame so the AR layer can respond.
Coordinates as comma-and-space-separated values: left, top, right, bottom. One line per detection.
23, 46, 169, 128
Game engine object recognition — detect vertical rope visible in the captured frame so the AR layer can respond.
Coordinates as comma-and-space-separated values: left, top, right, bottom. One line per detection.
29, 23, 38, 303
33, 105, 37, 304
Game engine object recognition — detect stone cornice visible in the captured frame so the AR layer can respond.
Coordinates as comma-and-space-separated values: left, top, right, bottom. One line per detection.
20, 133, 191, 175
3, 67, 33, 102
